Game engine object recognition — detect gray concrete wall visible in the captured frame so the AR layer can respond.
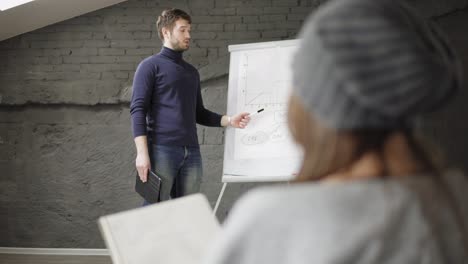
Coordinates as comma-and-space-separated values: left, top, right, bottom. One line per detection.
0, 0, 467, 248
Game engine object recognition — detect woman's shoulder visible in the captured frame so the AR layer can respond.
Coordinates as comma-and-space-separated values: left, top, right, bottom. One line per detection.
213, 180, 439, 264
225, 179, 423, 235
233, 171, 468, 217
232, 180, 416, 214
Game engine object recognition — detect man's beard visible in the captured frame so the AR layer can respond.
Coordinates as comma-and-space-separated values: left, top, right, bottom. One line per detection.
171, 39, 189, 52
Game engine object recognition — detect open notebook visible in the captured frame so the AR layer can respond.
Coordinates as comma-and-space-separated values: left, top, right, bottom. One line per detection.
98, 194, 221, 264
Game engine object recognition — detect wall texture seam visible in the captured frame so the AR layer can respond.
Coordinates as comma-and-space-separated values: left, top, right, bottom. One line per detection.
434, 5, 468, 19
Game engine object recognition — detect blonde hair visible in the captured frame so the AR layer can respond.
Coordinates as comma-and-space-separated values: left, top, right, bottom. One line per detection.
287, 94, 441, 182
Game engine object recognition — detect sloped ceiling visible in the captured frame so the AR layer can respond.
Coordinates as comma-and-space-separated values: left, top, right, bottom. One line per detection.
0, 0, 128, 41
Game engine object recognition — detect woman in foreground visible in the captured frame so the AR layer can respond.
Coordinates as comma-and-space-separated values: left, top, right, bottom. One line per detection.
203, 0, 468, 263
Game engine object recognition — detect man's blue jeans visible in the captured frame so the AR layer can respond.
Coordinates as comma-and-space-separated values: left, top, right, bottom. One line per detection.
143, 144, 202, 205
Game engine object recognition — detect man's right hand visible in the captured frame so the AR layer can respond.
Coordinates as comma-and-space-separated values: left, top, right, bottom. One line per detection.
134, 135, 150, 182
136, 153, 151, 182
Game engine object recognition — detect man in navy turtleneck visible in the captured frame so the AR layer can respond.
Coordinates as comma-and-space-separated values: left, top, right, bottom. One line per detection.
130, 8, 250, 203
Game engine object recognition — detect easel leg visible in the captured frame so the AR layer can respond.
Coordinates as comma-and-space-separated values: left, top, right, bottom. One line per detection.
213, 182, 227, 215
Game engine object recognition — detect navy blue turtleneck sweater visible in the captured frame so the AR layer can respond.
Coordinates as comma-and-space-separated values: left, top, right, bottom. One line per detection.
130, 47, 222, 146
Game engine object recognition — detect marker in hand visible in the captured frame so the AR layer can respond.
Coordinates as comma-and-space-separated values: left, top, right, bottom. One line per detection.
249, 108, 264, 117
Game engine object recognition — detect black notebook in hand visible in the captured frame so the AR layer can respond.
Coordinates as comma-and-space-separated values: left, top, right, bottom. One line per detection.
135, 170, 162, 204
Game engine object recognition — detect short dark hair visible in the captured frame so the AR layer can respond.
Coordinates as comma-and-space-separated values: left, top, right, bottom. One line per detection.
156, 8, 191, 42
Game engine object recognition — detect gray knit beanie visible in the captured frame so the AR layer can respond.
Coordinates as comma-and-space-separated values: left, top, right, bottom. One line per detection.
292, 0, 462, 130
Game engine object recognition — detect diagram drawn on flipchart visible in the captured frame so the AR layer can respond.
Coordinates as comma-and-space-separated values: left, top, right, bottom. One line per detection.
234, 46, 301, 160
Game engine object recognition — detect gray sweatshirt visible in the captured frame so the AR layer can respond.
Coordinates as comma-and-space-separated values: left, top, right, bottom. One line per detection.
203, 171, 468, 264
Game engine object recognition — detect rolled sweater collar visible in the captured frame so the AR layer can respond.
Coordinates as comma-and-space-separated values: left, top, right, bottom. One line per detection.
160, 46, 183, 63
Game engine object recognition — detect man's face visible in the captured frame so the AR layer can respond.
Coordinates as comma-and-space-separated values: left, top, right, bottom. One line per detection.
164, 19, 191, 51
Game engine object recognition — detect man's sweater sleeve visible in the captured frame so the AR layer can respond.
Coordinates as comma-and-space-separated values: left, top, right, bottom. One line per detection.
196, 82, 223, 127
130, 59, 156, 138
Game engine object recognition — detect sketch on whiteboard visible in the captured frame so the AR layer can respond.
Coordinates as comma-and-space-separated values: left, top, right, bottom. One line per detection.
223, 39, 302, 179
270, 124, 288, 142
241, 131, 268, 145
238, 52, 291, 108
233, 45, 300, 160
240, 116, 288, 146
